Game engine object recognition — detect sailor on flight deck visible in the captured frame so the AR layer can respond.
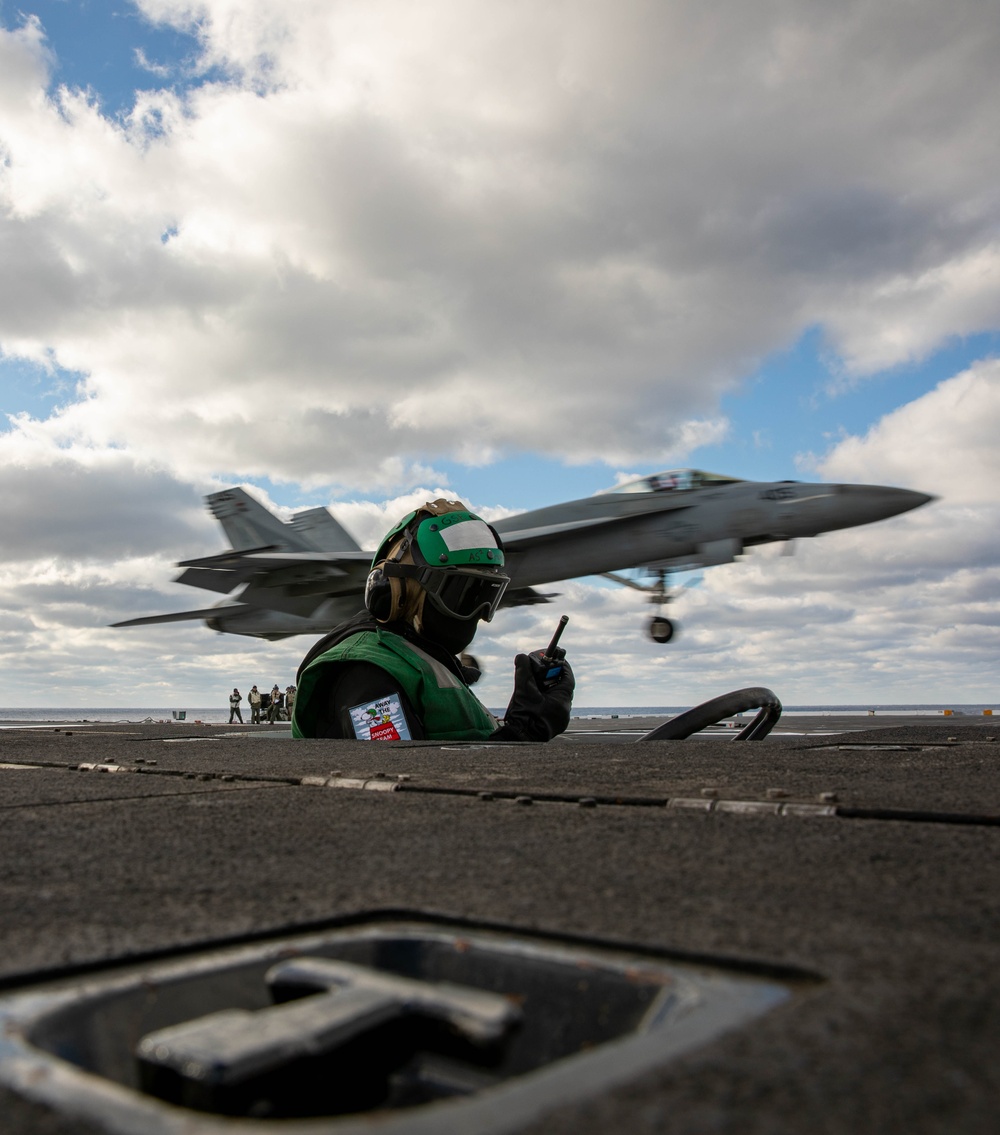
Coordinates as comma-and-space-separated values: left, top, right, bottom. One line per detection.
291, 500, 574, 742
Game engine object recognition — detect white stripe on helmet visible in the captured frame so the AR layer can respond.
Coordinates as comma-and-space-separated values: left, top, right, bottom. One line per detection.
439, 519, 499, 552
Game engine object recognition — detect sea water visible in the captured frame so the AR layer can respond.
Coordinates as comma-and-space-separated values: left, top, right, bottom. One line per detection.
0, 704, 994, 725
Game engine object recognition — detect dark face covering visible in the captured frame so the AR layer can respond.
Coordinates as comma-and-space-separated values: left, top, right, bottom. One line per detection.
418, 600, 480, 656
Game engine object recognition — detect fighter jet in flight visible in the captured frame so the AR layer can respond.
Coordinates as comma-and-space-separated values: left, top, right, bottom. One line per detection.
113, 470, 933, 643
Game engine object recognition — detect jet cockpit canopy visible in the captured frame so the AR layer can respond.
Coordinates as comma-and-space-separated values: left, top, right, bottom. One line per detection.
599, 469, 745, 495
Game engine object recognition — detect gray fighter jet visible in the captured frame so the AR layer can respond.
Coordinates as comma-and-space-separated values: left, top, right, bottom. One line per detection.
113, 470, 933, 643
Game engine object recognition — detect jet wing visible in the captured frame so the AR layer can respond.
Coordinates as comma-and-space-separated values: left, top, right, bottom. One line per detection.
112, 604, 247, 628
502, 586, 557, 608
177, 550, 371, 571
173, 550, 373, 595
173, 567, 246, 594
236, 551, 371, 569
176, 545, 280, 568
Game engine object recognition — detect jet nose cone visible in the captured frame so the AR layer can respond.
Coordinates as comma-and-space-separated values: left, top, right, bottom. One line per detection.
900, 489, 937, 511
833, 484, 936, 527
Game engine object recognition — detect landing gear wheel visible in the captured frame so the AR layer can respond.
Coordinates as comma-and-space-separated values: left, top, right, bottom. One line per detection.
649, 616, 675, 644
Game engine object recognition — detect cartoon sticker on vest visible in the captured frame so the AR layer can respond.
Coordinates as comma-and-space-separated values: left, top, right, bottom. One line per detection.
349, 695, 413, 741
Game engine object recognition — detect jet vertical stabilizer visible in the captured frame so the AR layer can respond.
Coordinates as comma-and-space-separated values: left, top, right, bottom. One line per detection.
206, 488, 301, 551
289, 508, 362, 552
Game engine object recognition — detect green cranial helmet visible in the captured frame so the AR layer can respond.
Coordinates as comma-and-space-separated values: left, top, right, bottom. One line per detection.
369, 500, 510, 623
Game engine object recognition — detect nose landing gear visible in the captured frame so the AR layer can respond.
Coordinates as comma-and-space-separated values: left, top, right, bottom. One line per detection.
599, 569, 680, 644
646, 570, 677, 643
649, 615, 675, 643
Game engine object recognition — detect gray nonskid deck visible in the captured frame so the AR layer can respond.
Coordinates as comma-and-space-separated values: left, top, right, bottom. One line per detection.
1, 718, 997, 1133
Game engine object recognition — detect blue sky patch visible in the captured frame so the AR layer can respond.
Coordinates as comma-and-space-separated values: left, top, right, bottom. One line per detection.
688, 328, 1000, 484
2, 0, 206, 117
0, 355, 84, 423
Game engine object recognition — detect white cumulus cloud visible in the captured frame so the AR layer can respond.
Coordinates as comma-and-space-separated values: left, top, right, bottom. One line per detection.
0, 0, 998, 704
2, 0, 999, 486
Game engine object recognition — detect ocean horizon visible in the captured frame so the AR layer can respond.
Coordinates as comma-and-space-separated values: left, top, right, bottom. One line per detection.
0, 703, 995, 725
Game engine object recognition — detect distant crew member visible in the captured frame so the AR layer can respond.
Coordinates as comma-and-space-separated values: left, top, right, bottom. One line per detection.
291, 499, 574, 742
228, 688, 243, 724
248, 684, 262, 724
268, 684, 283, 723
285, 685, 296, 719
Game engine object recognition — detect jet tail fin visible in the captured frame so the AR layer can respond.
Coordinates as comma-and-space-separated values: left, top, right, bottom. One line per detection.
206, 489, 362, 554
206, 488, 303, 552
289, 507, 361, 552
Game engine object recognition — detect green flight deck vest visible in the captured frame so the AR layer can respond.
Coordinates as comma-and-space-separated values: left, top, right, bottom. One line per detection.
292, 627, 499, 741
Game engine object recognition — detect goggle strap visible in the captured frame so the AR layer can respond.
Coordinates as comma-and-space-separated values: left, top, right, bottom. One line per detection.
382, 563, 425, 583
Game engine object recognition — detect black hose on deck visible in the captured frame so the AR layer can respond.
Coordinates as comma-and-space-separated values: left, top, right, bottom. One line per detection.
636, 687, 782, 741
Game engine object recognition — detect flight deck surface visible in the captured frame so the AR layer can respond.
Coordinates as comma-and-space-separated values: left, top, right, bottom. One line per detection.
1, 715, 997, 1133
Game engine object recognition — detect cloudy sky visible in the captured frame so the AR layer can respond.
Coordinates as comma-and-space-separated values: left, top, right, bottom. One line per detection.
1, 0, 998, 709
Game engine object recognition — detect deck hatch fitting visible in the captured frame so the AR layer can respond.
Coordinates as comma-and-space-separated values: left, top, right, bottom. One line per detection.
0, 919, 792, 1134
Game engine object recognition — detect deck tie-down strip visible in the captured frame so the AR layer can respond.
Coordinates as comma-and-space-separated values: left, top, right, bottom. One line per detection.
300, 776, 1000, 826
5, 760, 999, 827
300, 776, 839, 816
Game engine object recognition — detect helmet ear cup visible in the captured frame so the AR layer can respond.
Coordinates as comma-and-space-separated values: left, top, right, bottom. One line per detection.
365, 565, 408, 623
364, 565, 392, 622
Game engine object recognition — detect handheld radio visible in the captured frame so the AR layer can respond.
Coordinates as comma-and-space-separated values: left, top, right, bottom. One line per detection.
529, 614, 569, 688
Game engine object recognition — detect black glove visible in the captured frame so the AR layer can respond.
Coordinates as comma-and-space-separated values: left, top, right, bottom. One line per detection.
493, 653, 575, 742
458, 652, 482, 686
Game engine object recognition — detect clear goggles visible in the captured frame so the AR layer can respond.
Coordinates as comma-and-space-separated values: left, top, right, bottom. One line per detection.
388, 563, 510, 622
